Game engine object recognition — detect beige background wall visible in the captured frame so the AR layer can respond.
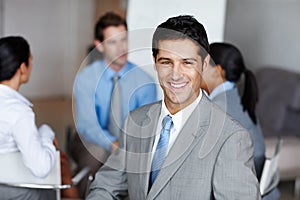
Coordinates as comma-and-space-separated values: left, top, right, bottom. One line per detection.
3, 0, 95, 98
94, 0, 126, 21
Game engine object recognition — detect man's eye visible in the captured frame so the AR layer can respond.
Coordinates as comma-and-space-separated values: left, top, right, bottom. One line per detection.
161, 61, 171, 65
184, 61, 193, 65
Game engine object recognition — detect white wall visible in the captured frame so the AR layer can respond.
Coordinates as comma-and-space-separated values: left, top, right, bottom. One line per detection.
126, 0, 227, 99
225, 0, 300, 73
3, 0, 94, 98
0, 0, 3, 36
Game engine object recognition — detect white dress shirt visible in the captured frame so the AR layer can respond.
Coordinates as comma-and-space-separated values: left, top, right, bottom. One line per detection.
151, 90, 203, 161
0, 84, 56, 178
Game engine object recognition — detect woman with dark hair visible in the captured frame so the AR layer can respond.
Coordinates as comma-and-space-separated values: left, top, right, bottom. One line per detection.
0, 36, 57, 199
0, 36, 79, 199
201, 42, 266, 180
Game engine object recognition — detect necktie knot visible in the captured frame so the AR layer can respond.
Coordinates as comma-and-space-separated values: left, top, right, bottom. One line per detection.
162, 115, 173, 131
112, 74, 119, 84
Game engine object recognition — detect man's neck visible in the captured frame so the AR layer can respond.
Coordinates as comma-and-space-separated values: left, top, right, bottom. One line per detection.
164, 90, 202, 115
104, 60, 125, 72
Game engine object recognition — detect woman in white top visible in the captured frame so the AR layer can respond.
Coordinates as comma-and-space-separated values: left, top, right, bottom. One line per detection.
0, 36, 78, 199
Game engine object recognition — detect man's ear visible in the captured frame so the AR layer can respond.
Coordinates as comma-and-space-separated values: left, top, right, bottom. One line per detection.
152, 55, 157, 71
94, 40, 104, 53
202, 54, 210, 72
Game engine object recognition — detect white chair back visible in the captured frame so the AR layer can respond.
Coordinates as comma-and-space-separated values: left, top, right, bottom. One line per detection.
0, 151, 61, 188
260, 137, 283, 196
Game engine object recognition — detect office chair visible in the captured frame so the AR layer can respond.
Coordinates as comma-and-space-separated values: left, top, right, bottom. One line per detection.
0, 151, 90, 200
260, 137, 283, 198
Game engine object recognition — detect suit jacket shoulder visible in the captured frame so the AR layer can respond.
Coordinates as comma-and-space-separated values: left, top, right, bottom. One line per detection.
127, 101, 162, 126
212, 88, 266, 178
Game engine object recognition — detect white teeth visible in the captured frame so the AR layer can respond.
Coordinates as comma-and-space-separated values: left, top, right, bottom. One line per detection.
170, 82, 187, 88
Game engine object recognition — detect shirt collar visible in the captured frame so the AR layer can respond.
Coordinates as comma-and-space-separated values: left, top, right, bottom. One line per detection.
103, 60, 131, 80
209, 81, 235, 99
0, 84, 33, 107
161, 90, 202, 133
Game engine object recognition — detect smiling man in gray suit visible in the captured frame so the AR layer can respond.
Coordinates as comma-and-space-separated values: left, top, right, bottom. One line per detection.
87, 15, 261, 200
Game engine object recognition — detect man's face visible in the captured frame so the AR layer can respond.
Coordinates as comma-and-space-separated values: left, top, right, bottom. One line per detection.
97, 25, 128, 71
154, 39, 208, 114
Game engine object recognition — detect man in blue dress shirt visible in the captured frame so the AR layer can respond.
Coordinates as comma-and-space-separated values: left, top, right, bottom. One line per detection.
71, 12, 157, 197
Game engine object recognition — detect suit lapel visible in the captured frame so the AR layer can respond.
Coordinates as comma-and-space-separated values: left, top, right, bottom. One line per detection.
138, 102, 162, 198
147, 96, 212, 199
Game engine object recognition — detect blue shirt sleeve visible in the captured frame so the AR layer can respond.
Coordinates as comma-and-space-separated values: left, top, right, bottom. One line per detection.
75, 62, 158, 152
74, 68, 117, 152
133, 67, 158, 108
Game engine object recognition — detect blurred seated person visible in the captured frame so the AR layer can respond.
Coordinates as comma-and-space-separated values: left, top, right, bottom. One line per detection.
72, 12, 157, 198
201, 42, 266, 179
0, 36, 79, 200
86, 44, 103, 65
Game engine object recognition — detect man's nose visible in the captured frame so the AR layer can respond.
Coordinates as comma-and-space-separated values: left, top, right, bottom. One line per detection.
117, 40, 127, 53
171, 63, 183, 79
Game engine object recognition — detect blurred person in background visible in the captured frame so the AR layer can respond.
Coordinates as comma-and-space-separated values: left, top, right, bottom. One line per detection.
0, 36, 79, 199
202, 43, 279, 199
201, 42, 265, 179
72, 12, 157, 197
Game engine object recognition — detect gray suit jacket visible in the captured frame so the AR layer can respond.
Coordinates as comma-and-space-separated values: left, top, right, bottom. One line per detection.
212, 88, 266, 179
87, 95, 260, 200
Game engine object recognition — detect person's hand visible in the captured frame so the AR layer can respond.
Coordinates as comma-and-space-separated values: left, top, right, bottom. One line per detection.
60, 151, 80, 198
111, 141, 119, 153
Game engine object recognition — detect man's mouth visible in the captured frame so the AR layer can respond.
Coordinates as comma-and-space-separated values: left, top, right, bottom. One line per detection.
169, 82, 188, 89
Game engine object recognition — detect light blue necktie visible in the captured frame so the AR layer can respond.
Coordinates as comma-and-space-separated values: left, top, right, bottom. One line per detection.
150, 115, 173, 188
